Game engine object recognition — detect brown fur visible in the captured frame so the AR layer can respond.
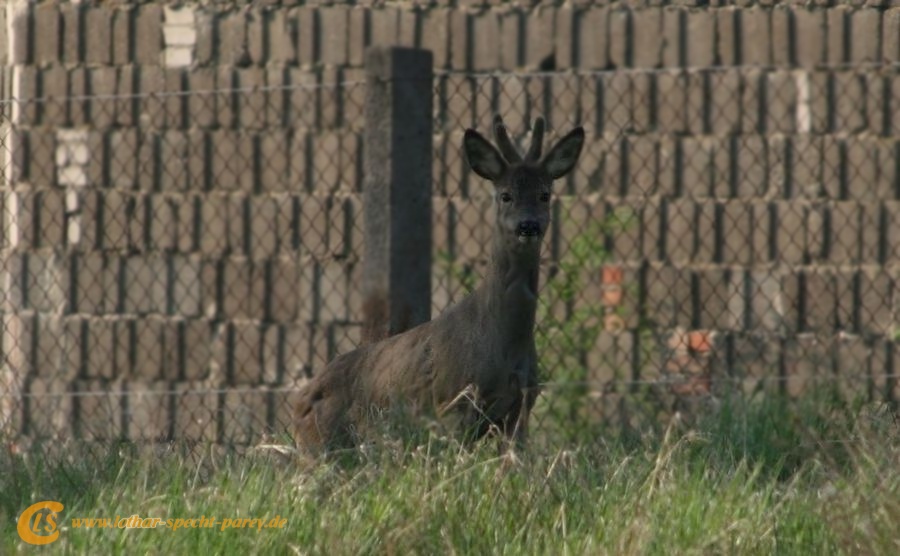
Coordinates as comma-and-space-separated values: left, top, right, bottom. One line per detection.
293, 115, 585, 453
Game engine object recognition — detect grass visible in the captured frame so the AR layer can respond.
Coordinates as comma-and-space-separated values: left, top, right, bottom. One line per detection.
2, 395, 898, 555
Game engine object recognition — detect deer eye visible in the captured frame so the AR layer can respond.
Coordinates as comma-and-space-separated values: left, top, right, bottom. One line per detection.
499, 192, 513, 203
540, 192, 551, 202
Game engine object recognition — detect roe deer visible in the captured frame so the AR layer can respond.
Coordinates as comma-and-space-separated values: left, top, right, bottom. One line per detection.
293, 115, 585, 452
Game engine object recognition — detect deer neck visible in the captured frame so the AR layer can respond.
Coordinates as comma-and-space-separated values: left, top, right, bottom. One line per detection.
479, 236, 542, 347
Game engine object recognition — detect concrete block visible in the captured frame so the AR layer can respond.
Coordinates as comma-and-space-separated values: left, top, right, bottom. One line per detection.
631, 7, 662, 68
422, 8, 449, 68
686, 10, 715, 68
665, 199, 695, 263
859, 268, 892, 335
64, 316, 86, 379
885, 9, 900, 62
34, 314, 64, 378
710, 70, 741, 135
681, 137, 714, 198
36, 189, 66, 248
112, 7, 132, 65
123, 255, 167, 314
656, 72, 686, 133
84, 8, 112, 65
159, 131, 188, 192
59, 5, 80, 65
34, 4, 61, 65
644, 263, 693, 329
579, 8, 608, 70
767, 71, 797, 134
775, 200, 806, 265
27, 379, 74, 439
525, 6, 555, 69
249, 195, 279, 260
85, 318, 116, 380
748, 269, 786, 333
109, 130, 138, 189
135, 4, 163, 65
827, 6, 849, 65
230, 322, 263, 385
124, 381, 171, 440
286, 7, 314, 66
844, 137, 879, 201
739, 68, 764, 133
740, 8, 770, 65
820, 135, 843, 198
794, 8, 826, 68
830, 201, 862, 264
172, 384, 216, 442
320, 6, 349, 67
472, 11, 500, 71
771, 6, 792, 67
608, 8, 630, 69
850, 9, 881, 63
220, 389, 269, 445
833, 72, 866, 133
716, 8, 739, 66
801, 268, 837, 332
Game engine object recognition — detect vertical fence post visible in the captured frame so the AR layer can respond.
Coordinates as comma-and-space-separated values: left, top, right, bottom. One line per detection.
361, 47, 434, 343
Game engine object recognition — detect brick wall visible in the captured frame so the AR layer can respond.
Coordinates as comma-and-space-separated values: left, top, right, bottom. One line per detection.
2, 0, 899, 445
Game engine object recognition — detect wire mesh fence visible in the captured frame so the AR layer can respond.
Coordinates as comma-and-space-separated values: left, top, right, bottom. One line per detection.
2, 62, 899, 457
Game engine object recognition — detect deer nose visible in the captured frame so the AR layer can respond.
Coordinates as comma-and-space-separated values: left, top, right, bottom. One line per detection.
516, 220, 542, 237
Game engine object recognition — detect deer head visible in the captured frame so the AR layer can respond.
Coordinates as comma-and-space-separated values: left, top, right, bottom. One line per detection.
463, 115, 585, 252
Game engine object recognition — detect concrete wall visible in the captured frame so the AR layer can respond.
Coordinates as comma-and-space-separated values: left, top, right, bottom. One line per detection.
2, 0, 899, 444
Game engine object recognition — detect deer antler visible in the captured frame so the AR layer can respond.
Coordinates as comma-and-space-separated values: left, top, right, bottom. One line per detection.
492, 115, 522, 163
525, 117, 545, 162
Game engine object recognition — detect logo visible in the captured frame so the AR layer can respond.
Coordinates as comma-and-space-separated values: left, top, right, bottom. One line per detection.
17, 501, 64, 545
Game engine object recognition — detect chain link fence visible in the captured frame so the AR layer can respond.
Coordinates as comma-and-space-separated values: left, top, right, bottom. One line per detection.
2, 62, 899, 457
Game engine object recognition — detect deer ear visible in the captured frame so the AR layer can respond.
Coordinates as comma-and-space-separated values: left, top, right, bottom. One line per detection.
464, 129, 507, 181
541, 127, 585, 180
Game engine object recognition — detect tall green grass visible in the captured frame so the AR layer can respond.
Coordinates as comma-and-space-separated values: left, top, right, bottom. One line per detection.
2, 395, 898, 555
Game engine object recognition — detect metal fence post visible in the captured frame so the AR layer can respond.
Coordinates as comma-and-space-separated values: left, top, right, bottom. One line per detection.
361, 46, 434, 343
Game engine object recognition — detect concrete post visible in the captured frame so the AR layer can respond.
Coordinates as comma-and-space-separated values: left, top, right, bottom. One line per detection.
361, 46, 433, 343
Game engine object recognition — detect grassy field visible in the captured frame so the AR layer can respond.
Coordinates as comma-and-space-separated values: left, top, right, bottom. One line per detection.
2, 395, 898, 555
